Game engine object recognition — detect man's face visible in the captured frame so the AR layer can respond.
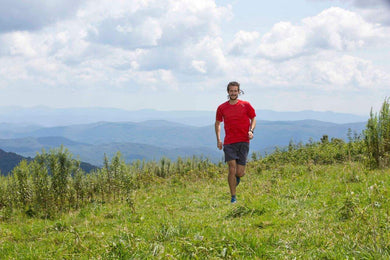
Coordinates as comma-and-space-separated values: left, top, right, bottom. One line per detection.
228, 86, 239, 100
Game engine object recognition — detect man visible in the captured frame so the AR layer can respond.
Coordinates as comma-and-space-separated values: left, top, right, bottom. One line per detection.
215, 81, 256, 204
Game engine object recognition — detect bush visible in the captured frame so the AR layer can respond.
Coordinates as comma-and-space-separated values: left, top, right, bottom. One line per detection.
364, 98, 390, 168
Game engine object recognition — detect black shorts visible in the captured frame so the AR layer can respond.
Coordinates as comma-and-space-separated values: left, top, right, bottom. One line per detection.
223, 142, 250, 165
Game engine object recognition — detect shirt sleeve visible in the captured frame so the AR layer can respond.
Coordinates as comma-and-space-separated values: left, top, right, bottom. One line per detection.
247, 103, 256, 119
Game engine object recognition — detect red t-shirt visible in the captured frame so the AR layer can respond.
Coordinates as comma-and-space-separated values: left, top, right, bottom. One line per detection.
216, 99, 256, 145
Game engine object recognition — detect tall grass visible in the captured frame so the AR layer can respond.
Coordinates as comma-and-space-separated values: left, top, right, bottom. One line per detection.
1, 158, 389, 258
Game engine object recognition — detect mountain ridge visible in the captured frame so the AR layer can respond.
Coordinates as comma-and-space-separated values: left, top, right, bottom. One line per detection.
0, 148, 98, 175
0, 136, 220, 166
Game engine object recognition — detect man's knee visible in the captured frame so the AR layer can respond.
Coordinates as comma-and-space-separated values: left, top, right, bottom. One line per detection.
236, 165, 246, 177
236, 172, 245, 177
227, 160, 236, 167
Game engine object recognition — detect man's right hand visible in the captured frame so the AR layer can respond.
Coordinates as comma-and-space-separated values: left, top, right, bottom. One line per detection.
217, 140, 223, 150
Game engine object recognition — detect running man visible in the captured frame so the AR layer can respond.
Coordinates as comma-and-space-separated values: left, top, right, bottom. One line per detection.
215, 81, 256, 203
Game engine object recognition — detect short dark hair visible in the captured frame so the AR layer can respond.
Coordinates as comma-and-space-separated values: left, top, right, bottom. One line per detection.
226, 81, 244, 96
227, 81, 240, 92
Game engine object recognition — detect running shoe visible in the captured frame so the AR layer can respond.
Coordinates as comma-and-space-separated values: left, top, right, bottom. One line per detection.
236, 176, 240, 186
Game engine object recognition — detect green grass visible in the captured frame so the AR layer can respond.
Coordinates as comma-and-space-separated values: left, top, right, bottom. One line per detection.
1, 162, 390, 259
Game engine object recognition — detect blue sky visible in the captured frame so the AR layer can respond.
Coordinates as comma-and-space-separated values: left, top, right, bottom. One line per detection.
0, 0, 389, 115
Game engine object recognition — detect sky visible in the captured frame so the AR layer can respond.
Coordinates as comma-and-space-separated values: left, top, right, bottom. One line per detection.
0, 0, 389, 115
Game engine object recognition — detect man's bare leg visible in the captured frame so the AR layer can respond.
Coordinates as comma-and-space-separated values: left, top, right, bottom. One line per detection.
228, 160, 246, 198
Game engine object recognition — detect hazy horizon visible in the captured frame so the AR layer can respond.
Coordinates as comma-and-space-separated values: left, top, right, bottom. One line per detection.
0, 106, 369, 128
0, 104, 370, 116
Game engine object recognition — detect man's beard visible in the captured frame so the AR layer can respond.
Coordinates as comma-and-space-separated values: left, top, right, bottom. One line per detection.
229, 95, 238, 100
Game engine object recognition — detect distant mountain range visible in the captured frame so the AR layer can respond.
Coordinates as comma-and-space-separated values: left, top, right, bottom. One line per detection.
0, 106, 368, 126
0, 119, 366, 166
0, 136, 219, 167
0, 148, 97, 176
0, 106, 369, 169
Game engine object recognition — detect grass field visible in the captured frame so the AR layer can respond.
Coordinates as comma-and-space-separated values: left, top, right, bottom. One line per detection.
1, 161, 389, 259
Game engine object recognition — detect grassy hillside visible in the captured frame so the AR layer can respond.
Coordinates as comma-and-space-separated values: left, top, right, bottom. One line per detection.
1, 159, 389, 258
1, 100, 389, 258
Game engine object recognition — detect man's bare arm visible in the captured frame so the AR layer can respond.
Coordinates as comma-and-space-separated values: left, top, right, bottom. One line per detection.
250, 117, 256, 132
215, 120, 223, 150
248, 117, 256, 140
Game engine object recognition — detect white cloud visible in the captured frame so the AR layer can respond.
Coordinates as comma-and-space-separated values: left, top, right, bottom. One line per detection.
228, 30, 260, 55
87, 15, 164, 49
0, 32, 37, 57
223, 49, 389, 95
160, 0, 230, 45
0, 0, 231, 91
80, 0, 231, 49
186, 36, 227, 74
191, 60, 207, 73
257, 7, 388, 60
257, 21, 307, 60
303, 7, 384, 49
308, 52, 389, 90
